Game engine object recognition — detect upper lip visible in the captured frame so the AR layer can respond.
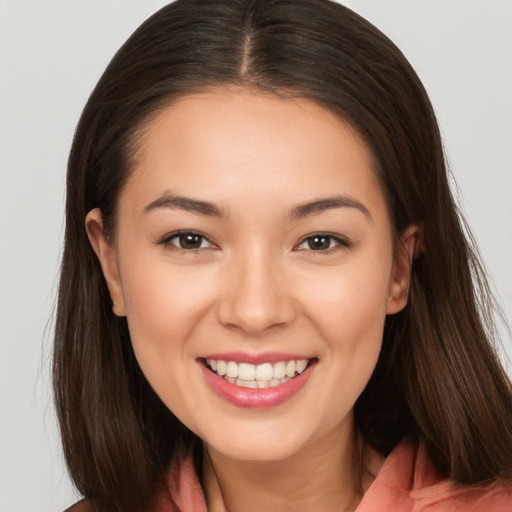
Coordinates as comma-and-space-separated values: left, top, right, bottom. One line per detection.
199, 352, 312, 365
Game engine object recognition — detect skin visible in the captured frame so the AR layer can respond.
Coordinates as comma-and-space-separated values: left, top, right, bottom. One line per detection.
87, 89, 417, 512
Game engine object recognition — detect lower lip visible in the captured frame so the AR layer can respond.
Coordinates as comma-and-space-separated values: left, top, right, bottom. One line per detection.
199, 359, 316, 409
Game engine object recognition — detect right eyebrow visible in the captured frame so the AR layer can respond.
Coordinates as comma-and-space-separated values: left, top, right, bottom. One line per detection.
288, 195, 372, 221
143, 193, 225, 217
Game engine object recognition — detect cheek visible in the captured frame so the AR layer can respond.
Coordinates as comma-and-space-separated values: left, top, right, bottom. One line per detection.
304, 258, 392, 348
301, 251, 392, 394
311, 263, 391, 410
118, 260, 213, 426
118, 251, 214, 375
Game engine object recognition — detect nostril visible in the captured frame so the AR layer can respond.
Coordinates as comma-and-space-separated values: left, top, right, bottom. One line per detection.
217, 293, 296, 334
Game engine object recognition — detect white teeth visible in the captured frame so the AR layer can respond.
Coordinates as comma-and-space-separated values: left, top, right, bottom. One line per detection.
206, 358, 311, 388
226, 361, 238, 378
236, 378, 258, 388
296, 360, 307, 374
255, 363, 273, 381
273, 361, 286, 380
216, 360, 227, 376
286, 360, 296, 377
238, 362, 256, 381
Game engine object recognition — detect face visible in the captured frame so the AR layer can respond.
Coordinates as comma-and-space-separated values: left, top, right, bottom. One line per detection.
87, 89, 414, 463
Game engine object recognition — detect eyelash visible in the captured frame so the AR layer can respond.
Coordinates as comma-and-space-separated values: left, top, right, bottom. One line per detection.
157, 230, 216, 252
157, 230, 352, 254
294, 232, 352, 254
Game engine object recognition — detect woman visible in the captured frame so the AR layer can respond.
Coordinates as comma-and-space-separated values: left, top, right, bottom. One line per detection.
54, 1, 512, 511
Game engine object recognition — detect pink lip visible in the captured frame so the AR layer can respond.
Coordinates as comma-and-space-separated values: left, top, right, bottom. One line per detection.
200, 352, 310, 365
199, 358, 316, 409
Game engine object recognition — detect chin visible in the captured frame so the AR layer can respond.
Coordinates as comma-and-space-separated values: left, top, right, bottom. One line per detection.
199, 415, 338, 463
208, 435, 305, 462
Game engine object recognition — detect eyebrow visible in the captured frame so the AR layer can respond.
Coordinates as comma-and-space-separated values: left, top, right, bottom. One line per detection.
289, 196, 371, 220
143, 193, 371, 220
143, 193, 224, 217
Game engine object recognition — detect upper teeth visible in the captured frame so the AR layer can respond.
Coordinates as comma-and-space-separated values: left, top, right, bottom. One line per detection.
206, 359, 308, 382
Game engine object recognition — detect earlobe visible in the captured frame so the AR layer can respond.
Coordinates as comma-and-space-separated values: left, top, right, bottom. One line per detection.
85, 208, 126, 316
386, 224, 421, 315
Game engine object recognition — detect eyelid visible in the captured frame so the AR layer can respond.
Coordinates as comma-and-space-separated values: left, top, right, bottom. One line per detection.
157, 229, 218, 250
156, 230, 351, 252
294, 232, 353, 252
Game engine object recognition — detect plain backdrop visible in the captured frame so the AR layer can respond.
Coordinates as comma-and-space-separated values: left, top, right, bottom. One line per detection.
0, 1, 511, 511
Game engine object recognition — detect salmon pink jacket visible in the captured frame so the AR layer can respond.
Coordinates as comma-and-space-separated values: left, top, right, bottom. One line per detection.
154, 440, 512, 511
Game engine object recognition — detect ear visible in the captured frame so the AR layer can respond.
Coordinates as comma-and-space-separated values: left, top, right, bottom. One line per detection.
85, 208, 126, 316
386, 224, 421, 315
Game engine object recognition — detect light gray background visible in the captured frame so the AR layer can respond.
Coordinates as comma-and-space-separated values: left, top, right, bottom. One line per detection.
1, 1, 511, 511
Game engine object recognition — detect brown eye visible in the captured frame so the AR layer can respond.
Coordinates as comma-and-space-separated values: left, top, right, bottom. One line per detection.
307, 235, 332, 250
159, 231, 214, 250
178, 233, 204, 249
296, 233, 351, 252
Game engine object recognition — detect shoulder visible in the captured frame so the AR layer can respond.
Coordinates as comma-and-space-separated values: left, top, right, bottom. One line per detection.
413, 482, 512, 512
359, 440, 512, 511
63, 499, 94, 512
443, 482, 512, 509
406, 442, 512, 509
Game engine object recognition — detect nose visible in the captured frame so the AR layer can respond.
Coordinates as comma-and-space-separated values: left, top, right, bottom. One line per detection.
217, 249, 296, 335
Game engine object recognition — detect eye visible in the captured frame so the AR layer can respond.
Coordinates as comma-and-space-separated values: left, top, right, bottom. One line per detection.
158, 230, 215, 251
295, 233, 351, 252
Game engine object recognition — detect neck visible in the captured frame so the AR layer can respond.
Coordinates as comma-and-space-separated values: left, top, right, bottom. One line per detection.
202, 421, 380, 512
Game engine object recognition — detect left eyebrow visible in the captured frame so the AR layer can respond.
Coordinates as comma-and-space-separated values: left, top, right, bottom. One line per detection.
288, 196, 372, 221
143, 193, 224, 217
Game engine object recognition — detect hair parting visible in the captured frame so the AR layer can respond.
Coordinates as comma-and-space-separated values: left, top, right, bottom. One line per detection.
53, 1, 512, 510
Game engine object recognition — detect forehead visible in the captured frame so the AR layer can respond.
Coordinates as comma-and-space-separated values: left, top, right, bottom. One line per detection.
123, 89, 386, 219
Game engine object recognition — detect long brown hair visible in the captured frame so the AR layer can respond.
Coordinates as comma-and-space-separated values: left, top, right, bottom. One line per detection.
53, 1, 512, 510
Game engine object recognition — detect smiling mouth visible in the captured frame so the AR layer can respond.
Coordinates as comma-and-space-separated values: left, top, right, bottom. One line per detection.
205, 358, 312, 389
